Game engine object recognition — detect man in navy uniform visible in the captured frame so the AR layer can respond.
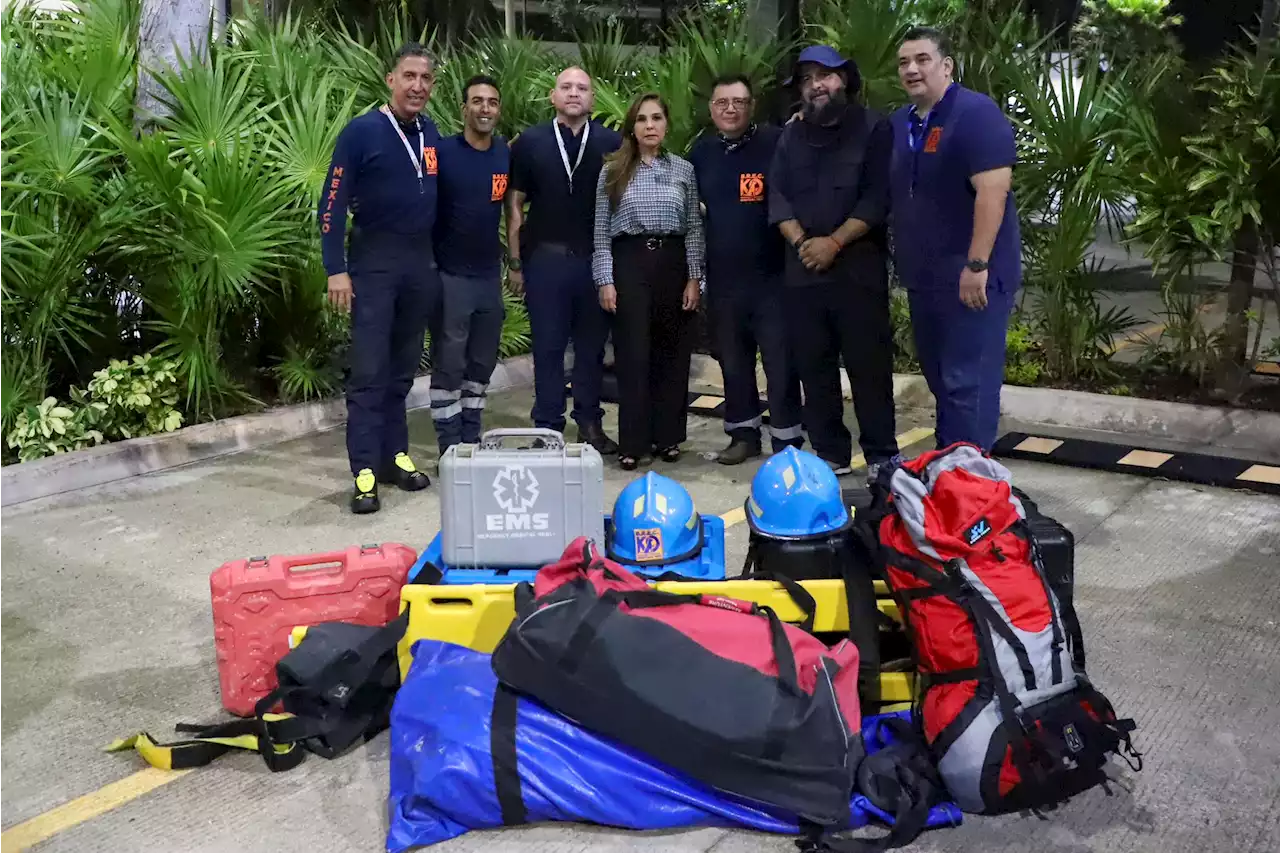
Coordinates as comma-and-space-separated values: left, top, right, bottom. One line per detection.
768, 45, 901, 481
319, 42, 440, 514
890, 26, 1021, 451
688, 74, 803, 465
506, 67, 622, 452
429, 75, 510, 454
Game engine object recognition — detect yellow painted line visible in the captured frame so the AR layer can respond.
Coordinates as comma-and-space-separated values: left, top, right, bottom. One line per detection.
717, 426, 935, 529
1114, 301, 1216, 353
1255, 361, 1280, 377
1, 768, 193, 852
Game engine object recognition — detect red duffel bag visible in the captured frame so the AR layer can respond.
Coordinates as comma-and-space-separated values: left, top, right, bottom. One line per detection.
490, 537, 863, 829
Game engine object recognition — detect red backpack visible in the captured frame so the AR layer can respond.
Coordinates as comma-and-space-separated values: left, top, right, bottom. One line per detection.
873, 444, 1142, 815
491, 537, 863, 829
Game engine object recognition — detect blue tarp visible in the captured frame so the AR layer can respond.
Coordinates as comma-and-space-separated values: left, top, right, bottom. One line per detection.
387, 639, 962, 852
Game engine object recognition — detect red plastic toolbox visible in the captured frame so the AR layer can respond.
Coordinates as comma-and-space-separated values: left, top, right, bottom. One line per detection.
210, 543, 416, 716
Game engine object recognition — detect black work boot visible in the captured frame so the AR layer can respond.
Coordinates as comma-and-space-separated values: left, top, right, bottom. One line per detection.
351, 468, 381, 514
577, 422, 618, 456
379, 452, 431, 491
717, 436, 762, 466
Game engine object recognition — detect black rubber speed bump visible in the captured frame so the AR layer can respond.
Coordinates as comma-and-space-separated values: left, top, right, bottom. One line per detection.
993, 431, 1280, 495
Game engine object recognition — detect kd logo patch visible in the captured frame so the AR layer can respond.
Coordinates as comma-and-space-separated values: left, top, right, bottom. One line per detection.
634, 528, 664, 562
739, 172, 764, 203
491, 172, 509, 201
423, 146, 438, 175
923, 127, 943, 153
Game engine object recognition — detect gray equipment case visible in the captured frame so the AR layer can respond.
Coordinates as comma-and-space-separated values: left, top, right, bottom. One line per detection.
438, 429, 606, 568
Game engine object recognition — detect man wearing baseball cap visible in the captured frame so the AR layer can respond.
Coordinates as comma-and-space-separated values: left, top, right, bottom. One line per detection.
767, 45, 901, 482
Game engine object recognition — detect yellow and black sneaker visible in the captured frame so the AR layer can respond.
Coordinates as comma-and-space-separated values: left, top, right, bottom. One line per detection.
351, 468, 380, 514
379, 452, 431, 492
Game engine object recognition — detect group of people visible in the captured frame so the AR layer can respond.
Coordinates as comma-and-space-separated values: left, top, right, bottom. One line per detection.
320, 26, 1021, 514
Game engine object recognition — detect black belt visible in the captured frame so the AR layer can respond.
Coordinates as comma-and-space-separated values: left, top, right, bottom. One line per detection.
614, 232, 683, 251
535, 242, 587, 257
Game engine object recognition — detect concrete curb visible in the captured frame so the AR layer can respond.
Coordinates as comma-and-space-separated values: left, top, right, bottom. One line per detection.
995, 383, 1280, 459
0, 355, 536, 508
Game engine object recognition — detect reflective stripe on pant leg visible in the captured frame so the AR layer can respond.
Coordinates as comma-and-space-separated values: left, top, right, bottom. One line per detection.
709, 283, 762, 439
752, 275, 804, 449
430, 388, 463, 421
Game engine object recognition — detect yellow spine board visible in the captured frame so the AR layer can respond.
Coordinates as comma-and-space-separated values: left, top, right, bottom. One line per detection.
292, 579, 911, 702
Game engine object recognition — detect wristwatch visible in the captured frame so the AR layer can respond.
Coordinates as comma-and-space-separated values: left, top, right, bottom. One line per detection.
792, 233, 807, 249
508, 257, 523, 271
966, 258, 989, 272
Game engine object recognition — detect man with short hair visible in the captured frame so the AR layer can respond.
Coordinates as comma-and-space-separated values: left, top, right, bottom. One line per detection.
768, 45, 901, 482
687, 74, 803, 465
319, 42, 440, 514
890, 26, 1021, 452
506, 67, 622, 452
428, 74, 510, 454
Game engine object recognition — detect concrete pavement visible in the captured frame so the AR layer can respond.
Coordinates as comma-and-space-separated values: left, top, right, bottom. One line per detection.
2, 388, 1279, 853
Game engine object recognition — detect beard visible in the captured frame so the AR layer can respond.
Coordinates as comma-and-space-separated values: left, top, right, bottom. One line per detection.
802, 88, 848, 124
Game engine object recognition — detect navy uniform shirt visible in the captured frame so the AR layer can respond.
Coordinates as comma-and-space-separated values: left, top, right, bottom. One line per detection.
509, 119, 622, 257
318, 107, 442, 275
687, 123, 786, 283
433, 133, 510, 278
889, 83, 1022, 293
767, 103, 892, 287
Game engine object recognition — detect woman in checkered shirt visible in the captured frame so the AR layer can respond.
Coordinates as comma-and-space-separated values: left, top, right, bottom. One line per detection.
592, 92, 706, 471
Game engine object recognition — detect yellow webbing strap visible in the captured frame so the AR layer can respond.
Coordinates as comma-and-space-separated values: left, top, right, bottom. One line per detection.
105, 713, 304, 772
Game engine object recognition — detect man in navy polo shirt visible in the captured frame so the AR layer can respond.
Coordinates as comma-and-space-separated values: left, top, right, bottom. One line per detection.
429, 75, 510, 454
890, 26, 1022, 452
688, 74, 803, 465
506, 67, 622, 452
319, 42, 440, 514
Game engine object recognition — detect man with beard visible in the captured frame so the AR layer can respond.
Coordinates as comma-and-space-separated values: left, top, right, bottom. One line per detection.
687, 74, 803, 465
891, 26, 1021, 452
767, 45, 901, 481
319, 42, 440, 514
428, 75, 509, 454
506, 67, 622, 452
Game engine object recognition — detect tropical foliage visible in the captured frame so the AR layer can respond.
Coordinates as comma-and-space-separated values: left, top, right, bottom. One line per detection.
3, 0, 1276, 463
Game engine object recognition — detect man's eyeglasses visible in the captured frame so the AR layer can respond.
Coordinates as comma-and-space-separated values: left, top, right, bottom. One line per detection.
711, 97, 751, 111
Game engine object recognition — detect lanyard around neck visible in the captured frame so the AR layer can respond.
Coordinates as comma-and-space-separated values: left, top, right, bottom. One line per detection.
555, 120, 590, 191
381, 106, 425, 190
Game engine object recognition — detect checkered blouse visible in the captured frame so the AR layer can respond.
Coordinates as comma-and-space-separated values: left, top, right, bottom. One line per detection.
591, 152, 706, 286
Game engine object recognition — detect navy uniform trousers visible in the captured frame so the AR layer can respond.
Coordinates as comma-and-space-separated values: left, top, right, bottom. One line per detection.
429, 272, 505, 452
708, 271, 803, 452
345, 234, 441, 476
523, 243, 609, 433
907, 280, 1016, 452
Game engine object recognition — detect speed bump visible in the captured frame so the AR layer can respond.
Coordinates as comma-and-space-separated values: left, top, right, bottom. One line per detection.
993, 431, 1280, 495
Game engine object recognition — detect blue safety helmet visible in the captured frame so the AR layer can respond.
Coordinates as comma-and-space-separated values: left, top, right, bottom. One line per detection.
745, 447, 849, 538
608, 472, 705, 574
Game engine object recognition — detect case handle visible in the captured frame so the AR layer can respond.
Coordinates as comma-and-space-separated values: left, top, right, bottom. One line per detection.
479, 428, 565, 451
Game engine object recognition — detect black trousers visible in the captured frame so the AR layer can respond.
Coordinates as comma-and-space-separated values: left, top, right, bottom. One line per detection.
345, 235, 441, 476
708, 272, 804, 452
612, 235, 695, 459
783, 271, 899, 467
429, 271, 505, 452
